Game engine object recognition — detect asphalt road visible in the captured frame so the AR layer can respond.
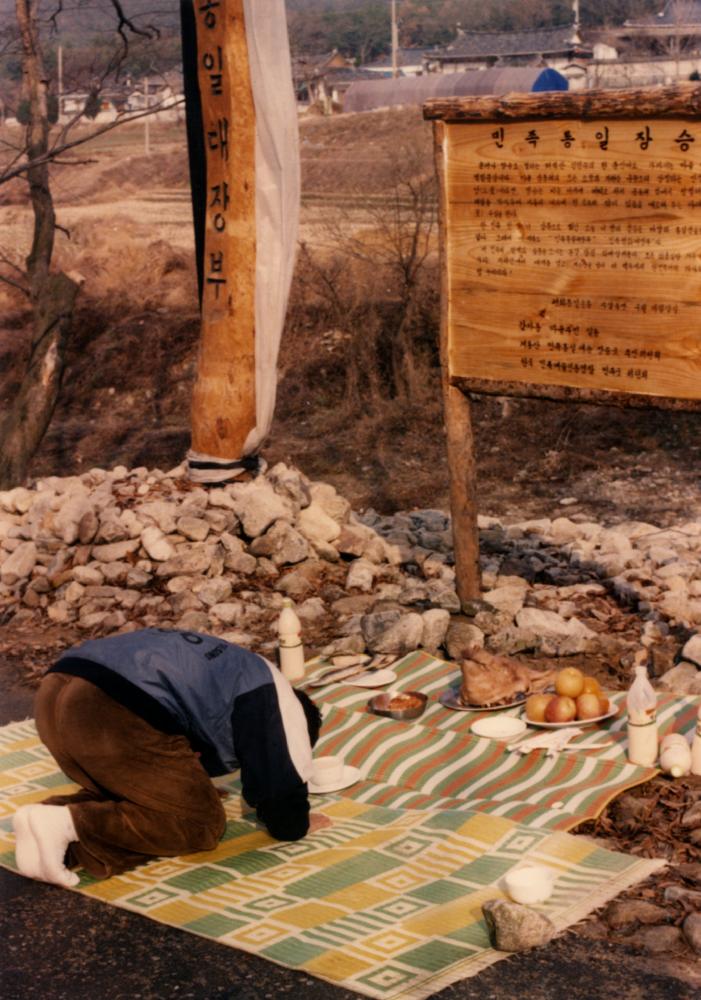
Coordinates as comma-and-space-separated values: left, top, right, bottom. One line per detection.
0, 664, 697, 1000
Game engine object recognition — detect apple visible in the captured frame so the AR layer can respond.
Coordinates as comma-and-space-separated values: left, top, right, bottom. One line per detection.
582, 675, 602, 695
526, 693, 554, 722
555, 667, 584, 698
597, 695, 610, 715
545, 695, 577, 723
576, 693, 603, 720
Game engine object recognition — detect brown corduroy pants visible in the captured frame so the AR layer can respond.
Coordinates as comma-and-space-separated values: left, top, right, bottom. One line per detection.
34, 673, 227, 879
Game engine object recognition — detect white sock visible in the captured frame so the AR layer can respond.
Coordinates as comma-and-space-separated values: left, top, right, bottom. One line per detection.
26, 804, 80, 888
13, 805, 44, 880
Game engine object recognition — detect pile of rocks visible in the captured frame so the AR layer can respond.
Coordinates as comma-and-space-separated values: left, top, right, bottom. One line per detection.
0, 462, 700, 695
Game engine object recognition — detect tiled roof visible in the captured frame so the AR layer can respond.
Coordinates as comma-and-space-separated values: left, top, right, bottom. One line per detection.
626, 0, 701, 27
438, 24, 581, 59
365, 47, 443, 69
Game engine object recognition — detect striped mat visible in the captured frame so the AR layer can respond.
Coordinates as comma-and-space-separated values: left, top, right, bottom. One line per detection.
0, 717, 664, 1000
309, 651, 699, 829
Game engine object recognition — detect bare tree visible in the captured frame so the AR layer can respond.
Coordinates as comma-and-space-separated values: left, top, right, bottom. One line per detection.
0, 0, 162, 489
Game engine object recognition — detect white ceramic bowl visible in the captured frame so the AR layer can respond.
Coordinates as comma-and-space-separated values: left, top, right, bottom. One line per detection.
311, 755, 344, 789
503, 865, 556, 905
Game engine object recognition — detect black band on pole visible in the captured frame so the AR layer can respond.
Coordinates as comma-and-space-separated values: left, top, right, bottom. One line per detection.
180, 0, 206, 305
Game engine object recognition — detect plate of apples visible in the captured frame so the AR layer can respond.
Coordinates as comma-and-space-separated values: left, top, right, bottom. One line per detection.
523, 667, 618, 728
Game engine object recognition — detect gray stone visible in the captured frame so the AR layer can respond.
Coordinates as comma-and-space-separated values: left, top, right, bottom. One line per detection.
445, 619, 485, 660
336, 523, 373, 558
658, 662, 699, 695
91, 539, 140, 563
266, 462, 311, 511
605, 899, 670, 929
156, 547, 213, 579
168, 592, 204, 615
208, 601, 244, 626
275, 561, 326, 601
101, 562, 131, 585
473, 608, 513, 636
72, 564, 105, 586
482, 583, 528, 617
321, 634, 367, 657
421, 608, 450, 653
141, 526, 175, 562
361, 610, 423, 655
309, 481, 351, 525
346, 559, 376, 592
681, 801, 701, 829
620, 925, 684, 953
297, 597, 327, 623
206, 488, 238, 511
682, 912, 701, 955
681, 633, 701, 668
663, 885, 701, 906
424, 579, 461, 613
220, 533, 257, 575
0, 542, 37, 585
248, 520, 309, 566
176, 610, 210, 631
177, 516, 211, 542
482, 899, 555, 952
233, 480, 291, 538
136, 501, 178, 534
297, 502, 341, 546
195, 578, 233, 607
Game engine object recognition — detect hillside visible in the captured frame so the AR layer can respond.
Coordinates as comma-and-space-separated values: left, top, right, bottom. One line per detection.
1, 108, 701, 528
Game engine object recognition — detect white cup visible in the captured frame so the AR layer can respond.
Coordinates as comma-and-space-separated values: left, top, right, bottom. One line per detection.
503, 865, 556, 905
312, 755, 344, 788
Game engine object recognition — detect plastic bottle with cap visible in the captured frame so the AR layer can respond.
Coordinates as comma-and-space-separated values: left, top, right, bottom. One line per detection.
659, 732, 691, 777
277, 598, 305, 683
691, 706, 701, 776
626, 651, 658, 767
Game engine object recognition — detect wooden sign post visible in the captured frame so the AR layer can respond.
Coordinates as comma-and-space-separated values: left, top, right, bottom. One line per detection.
184, 0, 256, 476
181, 1, 299, 484
425, 84, 701, 606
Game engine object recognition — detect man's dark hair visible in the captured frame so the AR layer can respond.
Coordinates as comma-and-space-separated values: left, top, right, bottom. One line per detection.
294, 689, 322, 747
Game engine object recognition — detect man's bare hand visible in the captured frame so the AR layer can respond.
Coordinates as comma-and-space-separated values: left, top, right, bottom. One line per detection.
309, 812, 332, 833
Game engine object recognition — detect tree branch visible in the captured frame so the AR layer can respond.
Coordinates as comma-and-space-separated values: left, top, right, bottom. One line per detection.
0, 99, 184, 185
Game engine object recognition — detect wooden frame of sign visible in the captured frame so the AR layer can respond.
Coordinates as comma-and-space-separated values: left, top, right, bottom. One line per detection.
424, 83, 701, 605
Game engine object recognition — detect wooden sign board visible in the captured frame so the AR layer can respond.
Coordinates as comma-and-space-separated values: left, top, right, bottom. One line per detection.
425, 84, 701, 410
424, 85, 701, 604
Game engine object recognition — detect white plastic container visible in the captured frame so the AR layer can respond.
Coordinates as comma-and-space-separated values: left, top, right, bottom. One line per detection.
626, 659, 658, 767
691, 706, 701, 776
659, 732, 691, 777
503, 865, 556, 905
277, 598, 305, 683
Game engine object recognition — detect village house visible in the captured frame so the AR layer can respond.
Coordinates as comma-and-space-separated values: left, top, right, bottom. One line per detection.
589, 0, 701, 88
293, 50, 377, 113
428, 24, 592, 89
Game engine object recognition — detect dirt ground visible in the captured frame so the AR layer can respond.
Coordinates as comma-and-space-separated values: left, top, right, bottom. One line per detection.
1, 112, 700, 992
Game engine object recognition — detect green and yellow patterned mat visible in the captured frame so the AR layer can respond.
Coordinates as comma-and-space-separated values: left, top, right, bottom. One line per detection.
0, 711, 667, 1000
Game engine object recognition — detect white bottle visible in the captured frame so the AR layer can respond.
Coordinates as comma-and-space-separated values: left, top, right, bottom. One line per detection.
691, 706, 701, 776
626, 657, 658, 767
659, 732, 691, 777
277, 598, 305, 683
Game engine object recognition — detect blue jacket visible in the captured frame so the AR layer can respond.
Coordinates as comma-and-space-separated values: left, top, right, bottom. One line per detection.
50, 628, 314, 839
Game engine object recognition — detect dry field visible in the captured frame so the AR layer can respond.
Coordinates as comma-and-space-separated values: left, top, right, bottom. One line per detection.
1, 111, 701, 526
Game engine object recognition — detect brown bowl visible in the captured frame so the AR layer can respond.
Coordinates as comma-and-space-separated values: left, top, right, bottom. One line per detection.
368, 690, 427, 720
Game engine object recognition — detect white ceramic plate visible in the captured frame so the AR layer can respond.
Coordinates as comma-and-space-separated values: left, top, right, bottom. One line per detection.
439, 689, 527, 713
521, 706, 619, 729
471, 716, 527, 740
308, 764, 361, 794
345, 668, 397, 688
